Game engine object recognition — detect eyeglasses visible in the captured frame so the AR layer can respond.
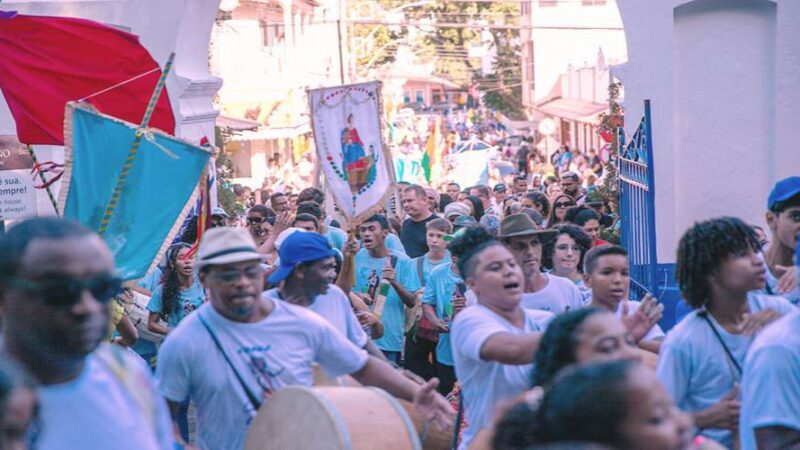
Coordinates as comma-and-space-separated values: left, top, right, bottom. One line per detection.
555, 244, 582, 253
247, 217, 266, 225
211, 265, 264, 284
554, 202, 575, 209
4, 273, 124, 308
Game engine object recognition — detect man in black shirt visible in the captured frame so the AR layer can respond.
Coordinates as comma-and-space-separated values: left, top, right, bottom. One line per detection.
400, 185, 437, 258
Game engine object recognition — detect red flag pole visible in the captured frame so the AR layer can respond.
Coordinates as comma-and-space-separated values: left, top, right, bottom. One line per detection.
97, 52, 175, 236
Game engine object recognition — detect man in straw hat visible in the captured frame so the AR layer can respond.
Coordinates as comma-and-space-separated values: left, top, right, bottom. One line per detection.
498, 213, 584, 314
156, 227, 454, 450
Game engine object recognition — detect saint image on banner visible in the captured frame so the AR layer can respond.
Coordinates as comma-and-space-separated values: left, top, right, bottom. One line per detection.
308, 81, 395, 222
340, 113, 376, 193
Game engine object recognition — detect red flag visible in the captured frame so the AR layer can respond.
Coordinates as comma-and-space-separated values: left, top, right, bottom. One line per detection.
0, 12, 175, 145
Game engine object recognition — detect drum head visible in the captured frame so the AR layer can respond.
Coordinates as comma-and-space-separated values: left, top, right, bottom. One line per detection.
245, 386, 421, 450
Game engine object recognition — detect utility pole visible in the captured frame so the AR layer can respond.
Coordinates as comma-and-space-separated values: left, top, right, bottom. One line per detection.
337, 0, 347, 84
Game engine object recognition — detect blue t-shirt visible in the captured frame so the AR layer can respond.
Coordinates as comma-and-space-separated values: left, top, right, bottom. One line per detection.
136, 267, 163, 293
422, 264, 462, 366
354, 249, 420, 352
146, 278, 206, 328
412, 252, 451, 288
385, 234, 407, 256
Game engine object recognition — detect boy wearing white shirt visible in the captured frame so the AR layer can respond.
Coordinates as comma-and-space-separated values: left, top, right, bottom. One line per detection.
583, 245, 665, 352
657, 217, 792, 448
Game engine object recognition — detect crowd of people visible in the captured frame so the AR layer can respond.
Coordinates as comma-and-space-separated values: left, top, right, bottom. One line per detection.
0, 161, 797, 450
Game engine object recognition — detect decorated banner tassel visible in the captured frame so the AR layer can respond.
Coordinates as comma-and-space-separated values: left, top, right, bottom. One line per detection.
98, 53, 175, 236
27, 145, 60, 214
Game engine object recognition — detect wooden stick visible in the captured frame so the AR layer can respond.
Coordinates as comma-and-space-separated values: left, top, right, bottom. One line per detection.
26, 145, 59, 215
98, 53, 175, 235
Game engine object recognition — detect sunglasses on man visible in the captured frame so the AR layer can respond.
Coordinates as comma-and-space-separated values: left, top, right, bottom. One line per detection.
3, 273, 124, 308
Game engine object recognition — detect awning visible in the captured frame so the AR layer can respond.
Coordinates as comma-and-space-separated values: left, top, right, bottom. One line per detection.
216, 115, 261, 131
535, 98, 607, 123
229, 122, 311, 142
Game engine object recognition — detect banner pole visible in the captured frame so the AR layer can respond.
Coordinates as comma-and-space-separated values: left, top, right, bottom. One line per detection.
26, 145, 59, 215
97, 53, 175, 235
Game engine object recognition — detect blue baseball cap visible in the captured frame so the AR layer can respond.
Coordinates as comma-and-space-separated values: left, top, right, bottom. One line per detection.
268, 232, 335, 284
768, 176, 800, 210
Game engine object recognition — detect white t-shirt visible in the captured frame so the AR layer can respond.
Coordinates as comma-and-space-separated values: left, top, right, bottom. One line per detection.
740, 309, 800, 450
452, 304, 553, 449
614, 299, 665, 341
519, 273, 585, 314
36, 348, 174, 450
263, 285, 368, 348
656, 292, 794, 447
156, 300, 369, 450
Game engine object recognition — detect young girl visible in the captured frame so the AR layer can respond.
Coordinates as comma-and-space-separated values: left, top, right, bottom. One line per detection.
146, 243, 206, 336
532, 360, 696, 450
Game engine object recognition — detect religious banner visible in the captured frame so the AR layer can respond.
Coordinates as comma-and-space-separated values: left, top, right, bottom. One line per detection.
58, 102, 211, 280
307, 81, 395, 224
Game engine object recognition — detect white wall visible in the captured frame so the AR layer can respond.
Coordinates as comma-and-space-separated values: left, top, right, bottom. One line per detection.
615, 0, 800, 263
531, 0, 627, 103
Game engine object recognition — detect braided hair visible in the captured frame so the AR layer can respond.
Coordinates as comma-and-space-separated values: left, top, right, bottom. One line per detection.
676, 217, 760, 309
160, 243, 192, 319
447, 226, 501, 279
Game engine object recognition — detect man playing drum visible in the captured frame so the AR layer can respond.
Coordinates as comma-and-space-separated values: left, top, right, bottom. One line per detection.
156, 227, 454, 450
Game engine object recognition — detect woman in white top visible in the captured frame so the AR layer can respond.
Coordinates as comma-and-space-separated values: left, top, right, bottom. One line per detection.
449, 227, 552, 449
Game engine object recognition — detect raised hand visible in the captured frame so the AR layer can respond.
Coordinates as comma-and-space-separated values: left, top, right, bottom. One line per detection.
621, 295, 664, 343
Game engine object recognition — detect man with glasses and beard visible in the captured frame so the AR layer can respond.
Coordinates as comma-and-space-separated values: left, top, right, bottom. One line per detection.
0, 217, 174, 450
156, 227, 453, 450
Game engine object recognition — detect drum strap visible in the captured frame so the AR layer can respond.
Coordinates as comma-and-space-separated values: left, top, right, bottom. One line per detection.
451, 395, 464, 450
198, 313, 263, 413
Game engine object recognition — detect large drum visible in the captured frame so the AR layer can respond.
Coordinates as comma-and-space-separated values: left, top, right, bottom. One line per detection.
311, 365, 451, 450
119, 291, 165, 344
245, 386, 423, 450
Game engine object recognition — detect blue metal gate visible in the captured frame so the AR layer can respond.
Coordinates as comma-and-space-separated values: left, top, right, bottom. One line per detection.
617, 100, 658, 299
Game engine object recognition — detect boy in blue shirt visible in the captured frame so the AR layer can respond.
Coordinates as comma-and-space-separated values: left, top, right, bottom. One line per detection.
352, 214, 420, 364
406, 218, 453, 381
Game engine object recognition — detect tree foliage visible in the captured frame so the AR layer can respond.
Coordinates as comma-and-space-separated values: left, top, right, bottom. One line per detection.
350, 1, 523, 116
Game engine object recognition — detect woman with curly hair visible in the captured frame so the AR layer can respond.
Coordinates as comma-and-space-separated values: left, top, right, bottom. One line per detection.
542, 224, 593, 302
146, 243, 206, 336
448, 226, 552, 449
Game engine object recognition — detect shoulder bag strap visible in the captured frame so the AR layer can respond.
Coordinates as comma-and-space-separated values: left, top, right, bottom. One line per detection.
698, 310, 743, 375
197, 313, 263, 412
416, 257, 426, 288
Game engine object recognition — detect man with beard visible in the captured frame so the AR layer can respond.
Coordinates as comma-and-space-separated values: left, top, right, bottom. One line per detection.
400, 184, 438, 258
263, 231, 384, 359
156, 228, 451, 450
0, 217, 174, 450
498, 214, 584, 314
560, 171, 586, 205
